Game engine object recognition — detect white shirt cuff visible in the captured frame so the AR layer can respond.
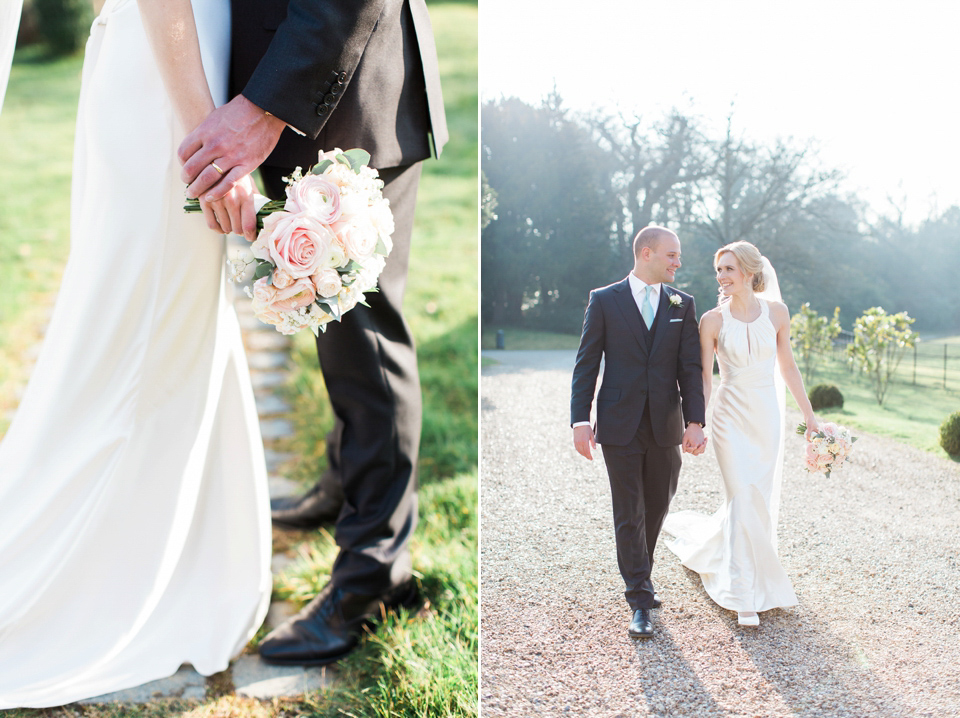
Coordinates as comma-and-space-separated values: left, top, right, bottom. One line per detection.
572, 421, 591, 428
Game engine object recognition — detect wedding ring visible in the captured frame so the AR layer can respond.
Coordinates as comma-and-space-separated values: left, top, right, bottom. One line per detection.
211, 161, 225, 175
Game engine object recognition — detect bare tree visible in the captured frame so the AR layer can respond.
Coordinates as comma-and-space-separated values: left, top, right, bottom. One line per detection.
589, 110, 709, 264
694, 115, 843, 247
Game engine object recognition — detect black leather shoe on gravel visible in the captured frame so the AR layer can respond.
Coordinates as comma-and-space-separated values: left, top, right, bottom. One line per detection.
628, 608, 654, 638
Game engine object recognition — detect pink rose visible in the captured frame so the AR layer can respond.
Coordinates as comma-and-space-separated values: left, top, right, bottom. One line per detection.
817, 454, 833, 468
254, 211, 334, 279
285, 174, 342, 223
821, 423, 839, 439
268, 277, 317, 312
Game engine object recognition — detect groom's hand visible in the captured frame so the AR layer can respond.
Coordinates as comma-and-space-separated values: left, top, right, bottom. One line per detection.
178, 94, 286, 202
573, 425, 597, 460
682, 424, 707, 455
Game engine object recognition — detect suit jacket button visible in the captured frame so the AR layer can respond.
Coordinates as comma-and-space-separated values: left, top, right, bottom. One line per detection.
316, 104, 328, 116
324, 93, 336, 105
330, 84, 342, 96
338, 71, 347, 82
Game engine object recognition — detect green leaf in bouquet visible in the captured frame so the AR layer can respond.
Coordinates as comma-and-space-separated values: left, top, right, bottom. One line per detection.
374, 235, 388, 255
253, 260, 273, 280
315, 297, 342, 322
341, 148, 371, 173
342, 260, 364, 273
311, 159, 334, 175
184, 197, 202, 214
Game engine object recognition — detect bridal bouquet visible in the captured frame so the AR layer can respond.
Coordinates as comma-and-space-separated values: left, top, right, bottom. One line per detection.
186, 148, 393, 336
797, 421, 858, 477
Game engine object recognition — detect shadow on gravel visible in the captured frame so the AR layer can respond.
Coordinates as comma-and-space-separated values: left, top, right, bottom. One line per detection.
628, 629, 727, 717
668, 565, 912, 716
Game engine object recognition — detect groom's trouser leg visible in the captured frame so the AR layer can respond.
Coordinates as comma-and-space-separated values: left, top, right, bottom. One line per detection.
602, 409, 681, 610
262, 163, 423, 595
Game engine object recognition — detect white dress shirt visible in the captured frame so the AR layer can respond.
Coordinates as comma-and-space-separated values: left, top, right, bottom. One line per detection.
628, 272, 661, 318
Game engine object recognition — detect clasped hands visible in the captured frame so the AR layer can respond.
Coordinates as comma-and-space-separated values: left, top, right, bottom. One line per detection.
177, 94, 287, 242
573, 423, 707, 460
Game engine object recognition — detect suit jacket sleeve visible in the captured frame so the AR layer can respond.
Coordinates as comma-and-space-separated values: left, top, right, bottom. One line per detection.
676, 295, 706, 426
571, 290, 605, 427
241, 0, 385, 141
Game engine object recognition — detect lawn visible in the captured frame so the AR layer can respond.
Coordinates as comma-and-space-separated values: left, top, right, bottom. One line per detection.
0, 2, 478, 715
788, 343, 960, 459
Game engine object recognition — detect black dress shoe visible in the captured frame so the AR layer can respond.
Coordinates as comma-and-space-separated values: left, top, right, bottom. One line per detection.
259, 581, 419, 666
271, 476, 343, 530
628, 609, 654, 638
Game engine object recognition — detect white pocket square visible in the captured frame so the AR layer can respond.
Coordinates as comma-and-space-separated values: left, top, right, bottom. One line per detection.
669, 318, 682, 323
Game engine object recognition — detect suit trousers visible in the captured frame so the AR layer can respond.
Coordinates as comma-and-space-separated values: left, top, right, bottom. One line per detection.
601, 404, 682, 610
261, 162, 423, 595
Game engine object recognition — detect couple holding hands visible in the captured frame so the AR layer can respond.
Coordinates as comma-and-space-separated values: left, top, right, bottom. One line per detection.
571, 227, 819, 636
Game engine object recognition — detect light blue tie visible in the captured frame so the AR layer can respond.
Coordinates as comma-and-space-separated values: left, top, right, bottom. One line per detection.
641, 285, 655, 329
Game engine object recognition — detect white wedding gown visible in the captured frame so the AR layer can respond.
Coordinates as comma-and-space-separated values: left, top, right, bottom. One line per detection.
0, 0, 272, 707
664, 298, 797, 613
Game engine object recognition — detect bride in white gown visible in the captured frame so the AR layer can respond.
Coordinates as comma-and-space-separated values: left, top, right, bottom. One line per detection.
0, 0, 271, 707
663, 241, 818, 627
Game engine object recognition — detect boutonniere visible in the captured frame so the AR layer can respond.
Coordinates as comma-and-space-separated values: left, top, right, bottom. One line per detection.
668, 294, 683, 309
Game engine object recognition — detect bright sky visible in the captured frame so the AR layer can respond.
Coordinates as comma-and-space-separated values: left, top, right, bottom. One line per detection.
480, 0, 960, 225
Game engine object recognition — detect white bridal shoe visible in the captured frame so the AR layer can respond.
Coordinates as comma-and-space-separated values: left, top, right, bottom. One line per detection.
737, 612, 760, 627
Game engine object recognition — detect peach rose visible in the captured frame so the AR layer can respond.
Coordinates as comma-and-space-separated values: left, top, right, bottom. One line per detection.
268, 277, 317, 312
285, 174, 342, 223
253, 211, 334, 279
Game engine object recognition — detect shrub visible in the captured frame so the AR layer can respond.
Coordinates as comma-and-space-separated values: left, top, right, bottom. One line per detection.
939, 411, 960, 457
809, 384, 844, 410
34, 0, 91, 56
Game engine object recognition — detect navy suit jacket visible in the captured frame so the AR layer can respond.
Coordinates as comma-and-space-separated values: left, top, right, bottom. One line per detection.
229, 0, 448, 170
570, 277, 706, 447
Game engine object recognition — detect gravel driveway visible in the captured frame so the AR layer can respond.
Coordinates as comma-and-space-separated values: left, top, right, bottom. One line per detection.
481, 350, 960, 717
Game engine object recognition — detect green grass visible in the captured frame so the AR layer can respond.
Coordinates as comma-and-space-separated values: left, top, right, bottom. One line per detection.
480, 325, 580, 350
789, 346, 960, 458
0, 2, 477, 715
0, 46, 83, 434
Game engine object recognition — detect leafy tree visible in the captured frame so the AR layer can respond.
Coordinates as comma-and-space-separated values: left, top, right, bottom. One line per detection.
790, 303, 841, 384
481, 94, 618, 331
34, 0, 91, 55
480, 171, 498, 230
846, 307, 917, 405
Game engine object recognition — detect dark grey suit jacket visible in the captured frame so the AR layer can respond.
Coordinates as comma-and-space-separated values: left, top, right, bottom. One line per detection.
570, 278, 706, 447
229, 0, 448, 170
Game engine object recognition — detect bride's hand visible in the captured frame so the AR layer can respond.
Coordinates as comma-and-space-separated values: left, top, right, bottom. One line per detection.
804, 415, 820, 440
198, 174, 258, 241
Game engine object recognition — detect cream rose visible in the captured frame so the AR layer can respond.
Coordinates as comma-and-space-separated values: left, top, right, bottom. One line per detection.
335, 214, 378, 262
313, 267, 343, 298
254, 211, 334, 279
285, 174, 342, 223
272, 268, 295, 289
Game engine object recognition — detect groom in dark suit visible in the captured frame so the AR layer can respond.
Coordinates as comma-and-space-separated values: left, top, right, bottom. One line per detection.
571, 226, 706, 639
177, 0, 447, 665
